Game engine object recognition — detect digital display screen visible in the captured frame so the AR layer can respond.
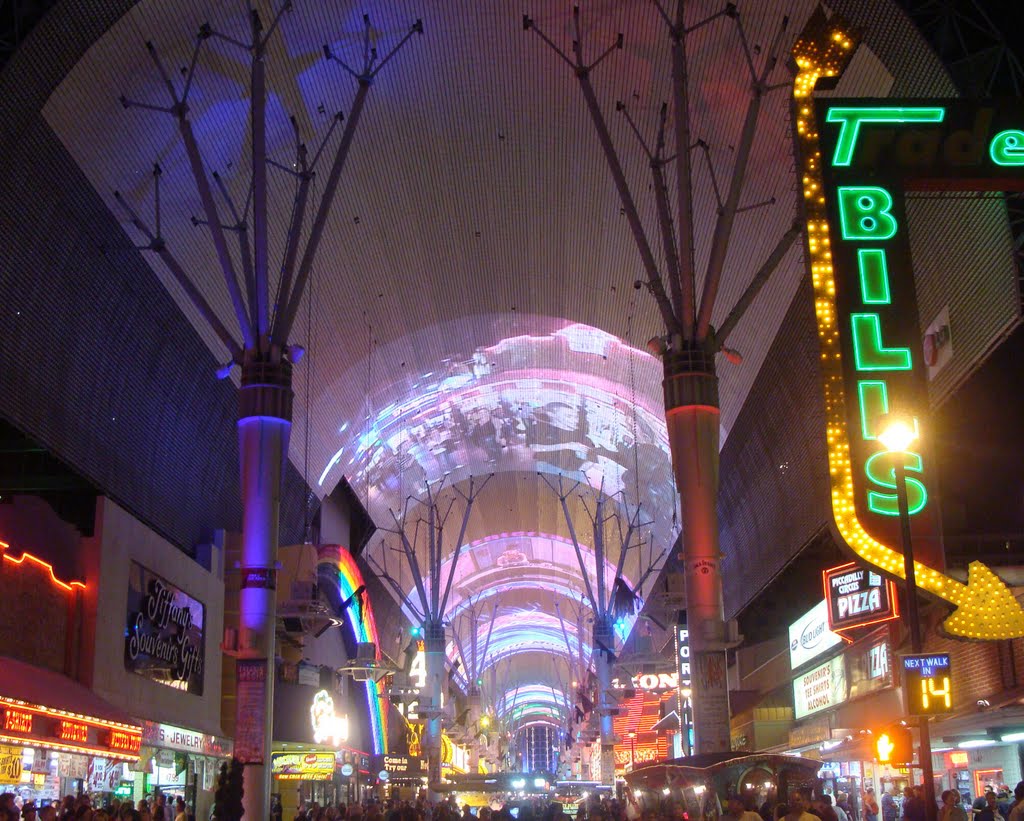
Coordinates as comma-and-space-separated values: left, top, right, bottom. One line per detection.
903, 653, 953, 716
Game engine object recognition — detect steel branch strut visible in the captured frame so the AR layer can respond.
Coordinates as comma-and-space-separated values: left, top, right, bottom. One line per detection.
524, 10, 680, 335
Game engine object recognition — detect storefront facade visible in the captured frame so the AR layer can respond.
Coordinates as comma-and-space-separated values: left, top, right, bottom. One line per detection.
0, 658, 143, 805
273, 678, 371, 813
82, 498, 228, 820
0, 495, 145, 807
779, 595, 904, 808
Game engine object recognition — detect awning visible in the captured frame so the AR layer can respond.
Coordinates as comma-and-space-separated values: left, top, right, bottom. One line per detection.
0, 656, 141, 760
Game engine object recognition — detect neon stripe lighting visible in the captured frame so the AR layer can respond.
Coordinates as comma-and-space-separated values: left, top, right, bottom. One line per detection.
426, 532, 637, 620
449, 612, 596, 673
0, 699, 140, 732
0, 540, 86, 592
318, 547, 387, 755
497, 684, 570, 718
0, 733, 138, 761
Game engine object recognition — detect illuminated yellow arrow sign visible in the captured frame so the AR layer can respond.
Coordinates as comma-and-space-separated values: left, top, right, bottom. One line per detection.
790, 19, 1024, 640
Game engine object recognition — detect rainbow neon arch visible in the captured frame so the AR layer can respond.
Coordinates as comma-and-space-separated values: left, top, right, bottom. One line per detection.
318, 545, 388, 755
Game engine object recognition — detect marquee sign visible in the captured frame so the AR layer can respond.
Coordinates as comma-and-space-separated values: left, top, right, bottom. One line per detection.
791, 17, 1024, 639
0, 701, 141, 760
124, 562, 205, 694
823, 563, 898, 633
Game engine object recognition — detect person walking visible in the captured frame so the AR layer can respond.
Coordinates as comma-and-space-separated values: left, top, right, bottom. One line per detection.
863, 790, 879, 821
1007, 785, 1024, 821
941, 791, 968, 821
882, 789, 899, 821
977, 794, 1005, 821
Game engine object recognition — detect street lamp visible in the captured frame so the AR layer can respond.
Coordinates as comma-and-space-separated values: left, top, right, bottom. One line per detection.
877, 413, 936, 821
628, 731, 637, 771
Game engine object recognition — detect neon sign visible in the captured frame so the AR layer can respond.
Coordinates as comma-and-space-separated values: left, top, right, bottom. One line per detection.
107, 730, 142, 754
310, 690, 349, 746
56, 720, 89, 743
611, 672, 678, 692
823, 563, 899, 634
2, 709, 32, 734
792, 16, 1024, 639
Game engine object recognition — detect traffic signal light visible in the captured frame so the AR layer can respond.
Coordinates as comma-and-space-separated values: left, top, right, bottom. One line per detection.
410, 625, 423, 637
876, 725, 913, 764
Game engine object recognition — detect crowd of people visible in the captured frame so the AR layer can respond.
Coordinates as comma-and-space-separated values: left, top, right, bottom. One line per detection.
5, 783, 1024, 821
289, 797, 575, 821
0, 792, 190, 821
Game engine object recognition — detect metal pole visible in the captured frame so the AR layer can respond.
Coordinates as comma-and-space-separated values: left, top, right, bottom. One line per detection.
894, 459, 936, 821
669, 0, 697, 338
594, 614, 616, 786
237, 353, 293, 821
424, 618, 446, 800
663, 344, 731, 753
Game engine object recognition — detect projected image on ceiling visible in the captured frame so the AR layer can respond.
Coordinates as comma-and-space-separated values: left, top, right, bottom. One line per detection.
319, 317, 675, 526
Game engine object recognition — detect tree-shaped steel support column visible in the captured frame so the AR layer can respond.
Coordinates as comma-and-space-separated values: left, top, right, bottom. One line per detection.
115, 11, 422, 819
545, 477, 659, 784
450, 599, 497, 772
374, 476, 490, 795
527, 2, 799, 752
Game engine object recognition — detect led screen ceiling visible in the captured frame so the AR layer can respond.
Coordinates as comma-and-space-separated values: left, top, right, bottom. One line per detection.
319, 320, 672, 518
326, 319, 668, 652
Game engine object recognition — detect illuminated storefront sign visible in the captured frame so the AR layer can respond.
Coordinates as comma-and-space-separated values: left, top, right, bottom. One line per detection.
612, 671, 679, 692
124, 562, 206, 694
847, 637, 893, 700
789, 600, 844, 669
675, 624, 695, 749
824, 563, 898, 633
793, 655, 847, 720
946, 751, 969, 768
614, 742, 659, 771
902, 653, 953, 716
107, 730, 142, 755
271, 752, 336, 781
792, 20, 1024, 638
3, 709, 32, 734
141, 721, 230, 757
56, 720, 88, 743
382, 754, 423, 775
0, 702, 141, 759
